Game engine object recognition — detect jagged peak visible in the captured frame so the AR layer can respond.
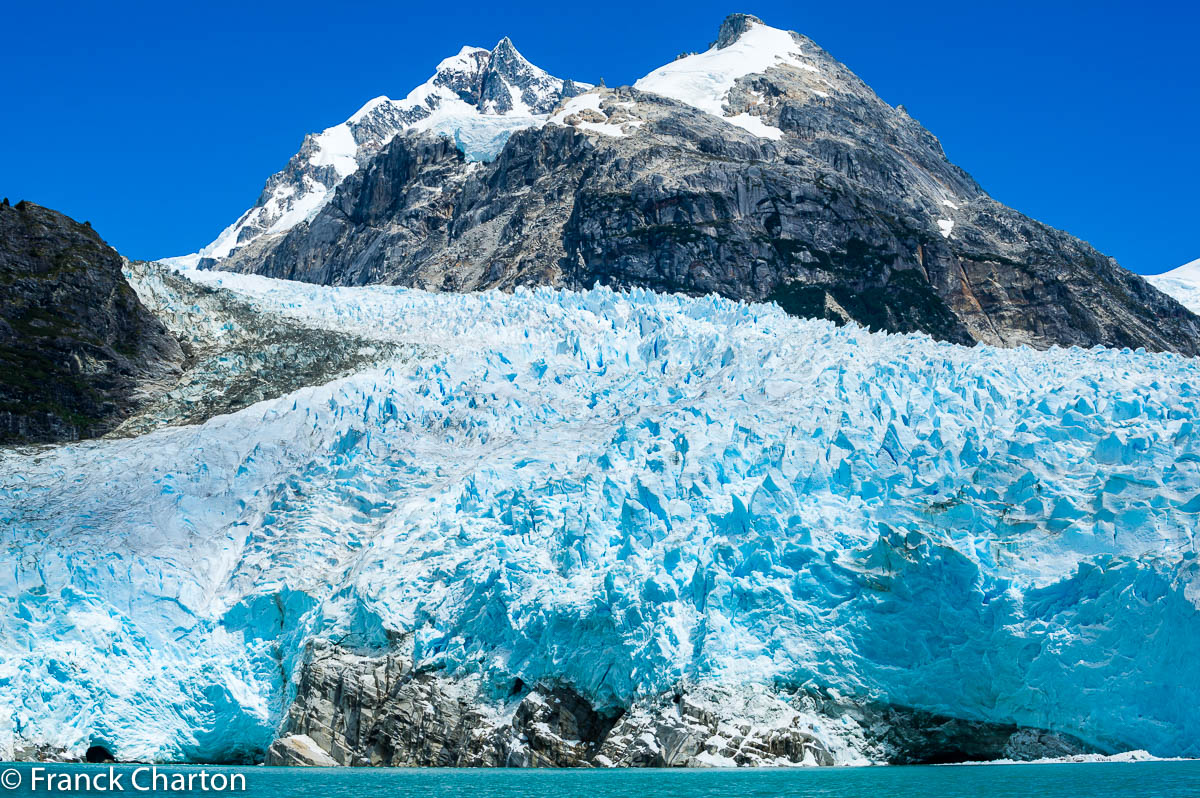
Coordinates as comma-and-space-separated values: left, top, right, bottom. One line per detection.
343, 39, 571, 131
712, 13, 767, 49
484, 36, 547, 79
181, 34, 587, 263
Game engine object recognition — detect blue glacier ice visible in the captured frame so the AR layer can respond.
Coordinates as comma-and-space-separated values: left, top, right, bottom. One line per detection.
1, 271, 1198, 762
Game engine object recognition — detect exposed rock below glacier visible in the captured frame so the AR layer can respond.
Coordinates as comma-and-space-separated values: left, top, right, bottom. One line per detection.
212, 15, 1200, 355
173, 39, 586, 266
271, 642, 1094, 767
0, 201, 183, 444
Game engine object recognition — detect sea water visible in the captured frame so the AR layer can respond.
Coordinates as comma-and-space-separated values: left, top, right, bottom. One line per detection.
1, 762, 1198, 798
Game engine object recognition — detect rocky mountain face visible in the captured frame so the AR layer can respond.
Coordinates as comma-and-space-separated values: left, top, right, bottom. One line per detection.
176, 39, 585, 267
209, 14, 1200, 354
0, 201, 182, 444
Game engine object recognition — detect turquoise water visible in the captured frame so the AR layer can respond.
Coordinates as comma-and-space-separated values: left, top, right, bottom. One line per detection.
1, 762, 1198, 797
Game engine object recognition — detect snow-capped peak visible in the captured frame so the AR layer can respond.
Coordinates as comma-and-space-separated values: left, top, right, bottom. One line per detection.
171, 40, 587, 265
633, 14, 819, 140
347, 95, 395, 124
1146, 257, 1200, 314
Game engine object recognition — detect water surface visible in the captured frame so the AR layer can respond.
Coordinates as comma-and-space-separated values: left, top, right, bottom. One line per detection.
3, 761, 1197, 797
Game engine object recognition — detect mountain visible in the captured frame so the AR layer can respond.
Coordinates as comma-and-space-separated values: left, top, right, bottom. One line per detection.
3, 263, 1198, 765
167, 39, 586, 269
1147, 257, 1200, 313
0, 201, 183, 443
199, 14, 1200, 355
4, 13, 1200, 771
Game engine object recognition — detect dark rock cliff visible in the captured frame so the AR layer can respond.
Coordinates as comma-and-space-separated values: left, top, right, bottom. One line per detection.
0, 201, 183, 444
213, 15, 1200, 355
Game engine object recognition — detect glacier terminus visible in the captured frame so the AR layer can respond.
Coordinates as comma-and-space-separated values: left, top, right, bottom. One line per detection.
1, 263, 1198, 765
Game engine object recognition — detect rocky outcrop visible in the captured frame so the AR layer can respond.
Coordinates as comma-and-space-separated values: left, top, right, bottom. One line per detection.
266, 735, 339, 767
212, 15, 1200, 355
0, 201, 183, 444
273, 641, 610, 767
270, 642, 1096, 768
115, 260, 416, 436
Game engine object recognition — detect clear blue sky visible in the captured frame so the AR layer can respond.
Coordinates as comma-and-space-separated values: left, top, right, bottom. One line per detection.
2, 0, 1196, 273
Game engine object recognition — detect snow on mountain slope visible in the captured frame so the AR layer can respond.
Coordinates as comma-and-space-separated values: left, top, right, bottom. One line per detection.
633, 15, 821, 139
1148, 258, 1200, 314
166, 40, 586, 266
2, 270, 1199, 762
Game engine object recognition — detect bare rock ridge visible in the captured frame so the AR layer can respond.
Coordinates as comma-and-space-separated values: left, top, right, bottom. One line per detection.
0, 201, 183, 444
208, 14, 1200, 355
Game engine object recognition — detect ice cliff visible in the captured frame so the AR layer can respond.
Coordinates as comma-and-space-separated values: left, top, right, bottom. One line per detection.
1, 268, 1198, 763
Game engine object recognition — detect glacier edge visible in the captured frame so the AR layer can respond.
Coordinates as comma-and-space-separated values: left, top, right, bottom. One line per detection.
1, 267, 1198, 763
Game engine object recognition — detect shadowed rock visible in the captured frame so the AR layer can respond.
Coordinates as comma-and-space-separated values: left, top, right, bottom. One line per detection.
0, 201, 183, 444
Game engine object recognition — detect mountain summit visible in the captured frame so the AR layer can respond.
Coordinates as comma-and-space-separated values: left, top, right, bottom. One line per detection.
170, 39, 585, 267
191, 14, 1199, 354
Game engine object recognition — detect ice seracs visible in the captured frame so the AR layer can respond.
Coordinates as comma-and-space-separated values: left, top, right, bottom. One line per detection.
2, 265, 1200, 763
167, 40, 587, 266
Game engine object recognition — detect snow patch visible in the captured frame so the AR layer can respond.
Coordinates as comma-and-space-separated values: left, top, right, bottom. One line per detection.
549, 93, 642, 138
725, 113, 784, 140
1147, 257, 1200, 314
634, 19, 812, 139
309, 125, 359, 178
954, 750, 1191, 766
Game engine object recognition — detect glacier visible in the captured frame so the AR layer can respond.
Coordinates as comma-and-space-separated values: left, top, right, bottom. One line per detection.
1, 267, 1199, 762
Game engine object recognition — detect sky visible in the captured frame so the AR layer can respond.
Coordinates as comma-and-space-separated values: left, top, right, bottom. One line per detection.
1, 0, 1196, 273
